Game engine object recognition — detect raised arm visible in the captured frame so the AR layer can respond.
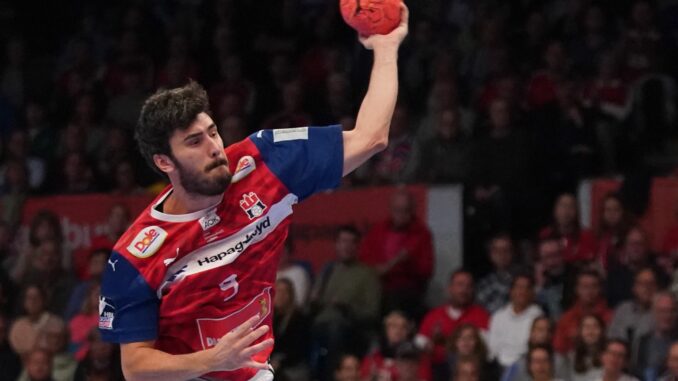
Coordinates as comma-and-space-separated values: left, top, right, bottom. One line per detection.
342, 4, 409, 176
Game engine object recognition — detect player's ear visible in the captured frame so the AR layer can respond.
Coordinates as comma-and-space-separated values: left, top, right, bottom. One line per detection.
153, 154, 176, 174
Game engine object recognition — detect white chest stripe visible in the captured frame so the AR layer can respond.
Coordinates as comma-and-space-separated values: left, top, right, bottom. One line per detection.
157, 193, 297, 298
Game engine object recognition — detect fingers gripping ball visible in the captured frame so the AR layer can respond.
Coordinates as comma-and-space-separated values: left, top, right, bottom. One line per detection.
340, 0, 402, 36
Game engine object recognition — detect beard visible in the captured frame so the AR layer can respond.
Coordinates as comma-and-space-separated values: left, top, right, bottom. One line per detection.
176, 157, 232, 196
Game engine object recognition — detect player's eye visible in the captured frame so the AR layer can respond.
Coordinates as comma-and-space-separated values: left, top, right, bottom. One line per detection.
187, 137, 200, 146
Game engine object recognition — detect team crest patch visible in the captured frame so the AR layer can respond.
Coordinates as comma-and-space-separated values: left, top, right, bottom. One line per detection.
231, 155, 256, 183
239, 192, 267, 219
127, 226, 167, 258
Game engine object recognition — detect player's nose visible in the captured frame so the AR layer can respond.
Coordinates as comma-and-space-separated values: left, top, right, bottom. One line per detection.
207, 137, 222, 158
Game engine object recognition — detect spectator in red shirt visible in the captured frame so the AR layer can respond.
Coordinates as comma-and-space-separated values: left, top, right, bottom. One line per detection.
359, 189, 433, 319
539, 193, 597, 264
360, 311, 431, 381
553, 269, 612, 354
414, 270, 489, 369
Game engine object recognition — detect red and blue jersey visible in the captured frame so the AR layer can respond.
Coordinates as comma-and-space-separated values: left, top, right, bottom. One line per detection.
99, 126, 343, 381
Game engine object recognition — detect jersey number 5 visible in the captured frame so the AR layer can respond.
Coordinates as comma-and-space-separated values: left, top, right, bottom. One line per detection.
219, 274, 239, 302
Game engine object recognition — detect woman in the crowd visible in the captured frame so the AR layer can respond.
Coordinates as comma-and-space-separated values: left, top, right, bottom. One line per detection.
595, 193, 631, 270
18, 318, 77, 381
8, 284, 64, 356
271, 278, 311, 381
502, 317, 568, 381
563, 314, 605, 381
539, 193, 597, 264
446, 324, 500, 381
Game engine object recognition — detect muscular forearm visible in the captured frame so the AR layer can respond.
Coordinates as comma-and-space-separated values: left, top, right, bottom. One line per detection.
343, 46, 399, 175
122, 345, 213, 381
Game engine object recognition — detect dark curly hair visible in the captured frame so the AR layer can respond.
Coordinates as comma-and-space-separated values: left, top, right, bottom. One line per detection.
135, 80, 211, 174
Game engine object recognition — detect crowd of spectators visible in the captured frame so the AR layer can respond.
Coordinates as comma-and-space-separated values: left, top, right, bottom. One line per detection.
0, 0, 677, 380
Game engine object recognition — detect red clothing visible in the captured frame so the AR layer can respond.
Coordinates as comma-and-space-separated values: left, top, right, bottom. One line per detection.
359, 219, 434, 293
539, 226, 597, 263
69, 313, 99, 361
553, 300, 612, 353
99, 127, 344, 381
662, 226, 678, 255
417, 305, 489, 364
360, 350, 432, 381
595, 231, 625, 270
526, 71, 559, 108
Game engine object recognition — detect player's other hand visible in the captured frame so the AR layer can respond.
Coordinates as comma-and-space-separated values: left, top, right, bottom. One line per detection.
207, 315, 274, 372
359, 3, 409, 51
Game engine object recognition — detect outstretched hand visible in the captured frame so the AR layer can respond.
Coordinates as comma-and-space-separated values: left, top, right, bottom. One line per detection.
359, 3, 409, 51
207, 315, 274, 372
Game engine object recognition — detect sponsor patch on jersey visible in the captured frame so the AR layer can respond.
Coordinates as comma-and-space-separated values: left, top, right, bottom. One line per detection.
273, 127, 308, 142
196, 287, 271, 349
127, 226, 167, 258
199, 209, 221, 231
98, 296, 115, 330
239, 192, 267, 219
231, 155, 256, 183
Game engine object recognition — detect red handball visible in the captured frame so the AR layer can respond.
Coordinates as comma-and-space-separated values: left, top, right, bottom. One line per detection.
340, 0, 402, 36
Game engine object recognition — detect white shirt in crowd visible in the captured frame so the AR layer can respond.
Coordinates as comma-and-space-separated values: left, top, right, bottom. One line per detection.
488, 303, 543, 367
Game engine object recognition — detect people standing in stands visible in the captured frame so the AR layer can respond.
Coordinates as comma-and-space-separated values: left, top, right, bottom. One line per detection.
360, 189, 433, 319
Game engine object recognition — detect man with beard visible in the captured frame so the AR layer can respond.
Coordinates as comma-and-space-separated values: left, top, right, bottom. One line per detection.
98, 7, 409, 381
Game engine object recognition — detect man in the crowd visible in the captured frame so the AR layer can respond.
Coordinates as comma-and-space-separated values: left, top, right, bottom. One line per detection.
658, 342, 678, 381
607, 267, 657, 359
359, 189, 433, 319
477, 233, 517, 313
488, 273, 543, 367
553, 269, 612, 353
635, 292, 678, 380
534, 237, 576, 320
607, 227, 668, 307
415, 270, 489, 370
310, 225, 381, 378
